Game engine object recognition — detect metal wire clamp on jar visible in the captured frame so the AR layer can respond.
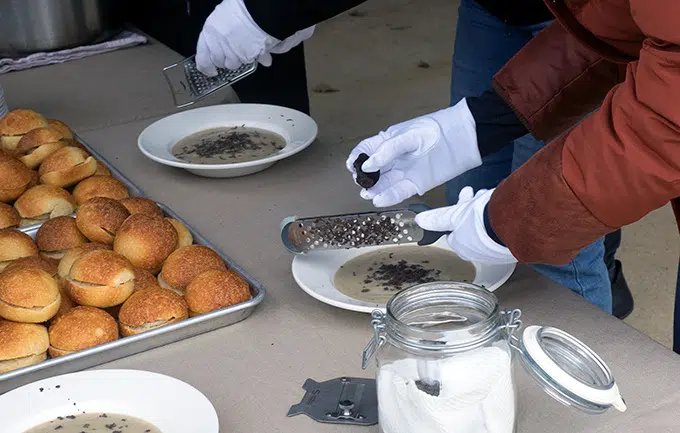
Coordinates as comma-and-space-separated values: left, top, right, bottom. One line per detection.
362, 282, 626, 433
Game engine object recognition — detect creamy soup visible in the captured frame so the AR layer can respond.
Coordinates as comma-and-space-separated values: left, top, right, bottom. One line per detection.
172, 126, 286, 164
333, 246, 476, 304
24, 412, 161, 433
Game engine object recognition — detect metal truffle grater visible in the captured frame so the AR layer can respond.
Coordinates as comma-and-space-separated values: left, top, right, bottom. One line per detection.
287, 377, 378, 426
162, 55, 257, 108
280, 204, 449, 254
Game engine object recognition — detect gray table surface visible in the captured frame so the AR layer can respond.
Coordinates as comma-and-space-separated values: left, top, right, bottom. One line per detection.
2, 41, 679, 433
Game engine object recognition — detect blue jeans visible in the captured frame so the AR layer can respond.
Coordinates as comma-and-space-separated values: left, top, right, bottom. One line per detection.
447, 0, 612, 313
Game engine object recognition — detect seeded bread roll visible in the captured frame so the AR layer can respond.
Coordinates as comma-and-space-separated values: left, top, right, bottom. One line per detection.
0, 321, 49, 373
0, 203, 20, 229
39, 146, 97, 187
75, 197, 130, 244
113, 214, 178, 274
5, 256, 58, 277
158, 246, 227, 294
48, 306, 118, 357
0, 153, 32, 202
120, 197, 164, 219
35, 216, 88, 261
47, 119, 73, 140
13, 185, 76, 226
72, 175, 129, 205
118, 288, 189, 337
0, 267, 61, 323
65, 250, 135, 308
15, 127, 67, 169
56, 242, 111, 280
166, 218, 193, 249
0, 229, 38, 271
185, 269, 252, 316
0, 109, 48, 153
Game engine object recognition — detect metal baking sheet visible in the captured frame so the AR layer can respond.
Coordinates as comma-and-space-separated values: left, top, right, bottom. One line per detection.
2, 136, 266, 394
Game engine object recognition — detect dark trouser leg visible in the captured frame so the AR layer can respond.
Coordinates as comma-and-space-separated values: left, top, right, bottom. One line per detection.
604, 230, 622, 281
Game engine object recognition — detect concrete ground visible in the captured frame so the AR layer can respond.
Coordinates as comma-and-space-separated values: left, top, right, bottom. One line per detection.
303, 0, 680, 347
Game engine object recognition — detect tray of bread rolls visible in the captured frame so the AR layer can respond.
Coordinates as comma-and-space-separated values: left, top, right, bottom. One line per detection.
0, 109, 265, 394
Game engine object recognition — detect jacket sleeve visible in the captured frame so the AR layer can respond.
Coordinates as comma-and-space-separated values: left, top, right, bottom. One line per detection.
489, 18, 680, 264
243, 0, 366, 40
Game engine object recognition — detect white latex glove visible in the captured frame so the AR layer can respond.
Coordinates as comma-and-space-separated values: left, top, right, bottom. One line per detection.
196, 0, 315, 76
345, 98, 482, 207
415, 187, 517, 265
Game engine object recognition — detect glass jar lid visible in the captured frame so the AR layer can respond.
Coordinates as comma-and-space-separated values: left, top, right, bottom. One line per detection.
514, 325, 626, 413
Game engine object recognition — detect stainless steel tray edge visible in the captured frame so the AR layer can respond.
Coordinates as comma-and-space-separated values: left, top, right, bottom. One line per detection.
2, 134, 266, 394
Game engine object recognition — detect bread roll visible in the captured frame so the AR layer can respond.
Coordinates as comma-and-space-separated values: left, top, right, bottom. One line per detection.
5, 256, 58, 277
0, 229, 38, 271
0, 321, 49, 373
158, 246, 227, 294
118, 288, 188, 337
0, 202, 20, 229
13, 185, 76, 226
56, 242, 111, 280
53, 285, 76, 319
94, 160, 111, 176
185, 269, 252, 316
47, 119, 73, 140
0, 153, 32, 202
0, 109, 48, 153
65, 250, 135, 308
39, 146, 97, 187
0, 268, 61, 323
48, 306, 118, 357
120, 197, 163, 219
15, 127, 67, 169
166, 218, 193, 248
35, 216, 88, 260
134, 268, 162, 291
75, 197, 130, 244
72, 175, 129, 205
113, 214, 178, 274
27, 170, 39, 188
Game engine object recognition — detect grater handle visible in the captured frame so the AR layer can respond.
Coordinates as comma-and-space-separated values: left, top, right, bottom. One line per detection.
281, 216, 305, 254
408, 204, 450, 246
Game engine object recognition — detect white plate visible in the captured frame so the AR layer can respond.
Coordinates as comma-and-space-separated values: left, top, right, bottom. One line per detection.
0, 369, 219, 433
138, 104, 318, 178
292, 238, 516, 313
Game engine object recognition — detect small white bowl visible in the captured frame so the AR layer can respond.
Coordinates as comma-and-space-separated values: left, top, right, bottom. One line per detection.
138, 104, 318, 178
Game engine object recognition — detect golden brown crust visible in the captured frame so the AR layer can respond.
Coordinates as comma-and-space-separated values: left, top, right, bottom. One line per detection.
166, 218, 193, 249
94, 160, 111, 176
56, 242, 111, 280
113, 214, 178, 274
35, 216, 88, 253
185, 269, 251, 314
53, 285, 76, 319
14, 185, 76, 220
66, 250, 135, 308
159, 246, 227, 293
75, 197, 130, 244
134, 268, 162, 291
27, 170, 39, 188
0, 202, 20, 229
47, 119, 73, 140
0, 321, 48, 364
5, 256, 58, 276
120, 197, 164, 219
48, 306, 118, 356
0, 110, 48, 137
0, 229, 38, 263
15, 127, 64, 154
118, 288, 188, 336
72, 176, 129, 205
38, 146, 97, 187
0, 352, 47, 374
0, 154, 32, 202
0, 267, 61, 323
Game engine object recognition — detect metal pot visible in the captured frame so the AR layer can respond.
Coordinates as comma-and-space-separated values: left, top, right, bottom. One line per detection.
0, 0, 122, 55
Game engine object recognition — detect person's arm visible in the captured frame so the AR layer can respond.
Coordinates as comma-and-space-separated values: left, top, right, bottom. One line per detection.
243, 0, 367, 39
489, 10, 680, 264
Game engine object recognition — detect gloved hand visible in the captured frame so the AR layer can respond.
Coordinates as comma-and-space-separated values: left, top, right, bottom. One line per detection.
196, 0, 315, 76
345, 99, 481, 207
415, 187, 517, 265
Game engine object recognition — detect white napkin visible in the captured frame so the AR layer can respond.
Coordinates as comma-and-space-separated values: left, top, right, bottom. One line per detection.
0, 31, 148, 74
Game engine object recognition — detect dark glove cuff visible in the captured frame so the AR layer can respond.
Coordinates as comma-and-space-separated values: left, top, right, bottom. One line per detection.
483, 203, 506, 247
466, 90, 529, 157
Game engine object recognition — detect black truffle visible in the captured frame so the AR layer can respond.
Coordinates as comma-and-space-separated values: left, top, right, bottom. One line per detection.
353, 153, 380, 188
